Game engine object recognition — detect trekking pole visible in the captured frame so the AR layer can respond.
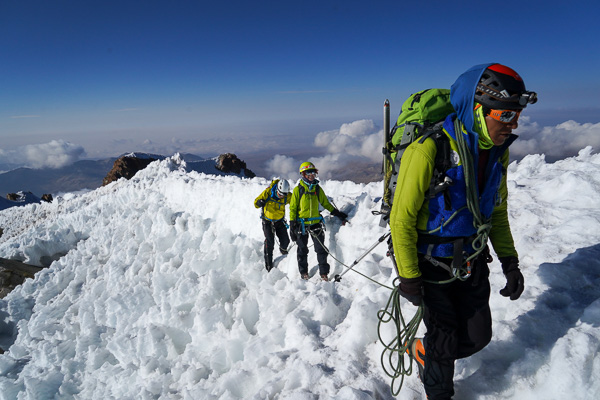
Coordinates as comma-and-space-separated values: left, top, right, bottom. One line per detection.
334, 231, 391, 282
382, 99, 390, 176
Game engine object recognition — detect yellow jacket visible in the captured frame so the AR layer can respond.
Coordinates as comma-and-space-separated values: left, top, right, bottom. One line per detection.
254, 180, 289, 221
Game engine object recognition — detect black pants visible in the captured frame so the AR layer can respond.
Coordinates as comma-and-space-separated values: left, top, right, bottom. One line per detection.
296, 223, 330, 276
420, 255, 492, 400
262, 219, 290, 270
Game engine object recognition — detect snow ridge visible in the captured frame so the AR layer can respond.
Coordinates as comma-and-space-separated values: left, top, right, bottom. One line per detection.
0, 149, 599, 399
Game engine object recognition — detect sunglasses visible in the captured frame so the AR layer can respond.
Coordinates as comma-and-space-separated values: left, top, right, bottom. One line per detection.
488, 108, 521, 123
303, 170, 318, 176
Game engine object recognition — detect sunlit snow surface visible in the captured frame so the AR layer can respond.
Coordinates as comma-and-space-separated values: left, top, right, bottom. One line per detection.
1, 150, 599, 399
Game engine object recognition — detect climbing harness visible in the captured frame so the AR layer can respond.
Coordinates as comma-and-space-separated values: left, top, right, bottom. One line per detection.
298, 216, 324, 235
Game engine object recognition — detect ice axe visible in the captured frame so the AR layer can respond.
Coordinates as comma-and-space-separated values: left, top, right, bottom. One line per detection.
334, 231, 391, 282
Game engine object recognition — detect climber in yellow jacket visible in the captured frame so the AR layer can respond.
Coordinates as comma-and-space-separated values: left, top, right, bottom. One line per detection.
254, 179, 291, 271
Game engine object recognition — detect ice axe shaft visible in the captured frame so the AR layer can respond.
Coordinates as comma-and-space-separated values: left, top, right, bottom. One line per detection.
334, 231, 391, 282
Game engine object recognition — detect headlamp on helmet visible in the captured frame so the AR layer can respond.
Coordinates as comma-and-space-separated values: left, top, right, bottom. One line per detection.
475, 64, 538, 110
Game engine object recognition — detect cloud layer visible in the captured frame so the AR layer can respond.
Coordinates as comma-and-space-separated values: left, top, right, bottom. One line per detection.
0, 140, 86, 169
510, 117, 600, 161
265, 117, 600, 180
266, 119, 382, 180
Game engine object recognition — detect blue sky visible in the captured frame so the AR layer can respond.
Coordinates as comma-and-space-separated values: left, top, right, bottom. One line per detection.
1, 0, 599, 168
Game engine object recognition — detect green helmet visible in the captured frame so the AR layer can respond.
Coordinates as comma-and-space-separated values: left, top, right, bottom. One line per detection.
299, 161, 317, 174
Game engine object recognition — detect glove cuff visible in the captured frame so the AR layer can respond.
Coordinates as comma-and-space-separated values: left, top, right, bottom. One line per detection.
499, 256, 519, 274
399, 276, 422, 284
398, 276, 423, 296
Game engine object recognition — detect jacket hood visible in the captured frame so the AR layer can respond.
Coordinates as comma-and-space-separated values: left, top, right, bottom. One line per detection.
450, 63, 495, 135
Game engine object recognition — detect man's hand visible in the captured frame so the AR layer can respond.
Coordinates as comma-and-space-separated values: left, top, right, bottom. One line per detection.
499, 256, 524, 300
331, 209, 348, 221
256, 199, 267, 208
397, 276, 423, 306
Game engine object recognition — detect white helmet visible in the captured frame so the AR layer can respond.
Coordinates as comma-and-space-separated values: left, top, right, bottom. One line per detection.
277, 180, 290, 194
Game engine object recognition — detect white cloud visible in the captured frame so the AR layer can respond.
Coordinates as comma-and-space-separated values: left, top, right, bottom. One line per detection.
242, 116, 600, 180
266, 119, 383, 180
264, 154, 300, 180
512, 117, 600, 161
0, 140, 86, 169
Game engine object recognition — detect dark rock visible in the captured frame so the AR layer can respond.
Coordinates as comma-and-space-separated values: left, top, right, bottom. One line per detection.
103, 156, 158, 186
0, 267, 27, 299
215, 153, 256, 178
41, 194, 53, 203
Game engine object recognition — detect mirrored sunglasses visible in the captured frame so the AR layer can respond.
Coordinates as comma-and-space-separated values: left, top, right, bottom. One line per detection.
488, 108, 521, 123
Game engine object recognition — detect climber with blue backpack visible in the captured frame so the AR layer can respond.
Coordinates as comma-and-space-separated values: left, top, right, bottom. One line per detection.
255, 179, 291, 272
289, 162, 347, 281
389, 63, 537, 399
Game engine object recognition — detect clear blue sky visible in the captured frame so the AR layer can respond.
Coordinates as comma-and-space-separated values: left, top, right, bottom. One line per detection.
1, 0, 599, 161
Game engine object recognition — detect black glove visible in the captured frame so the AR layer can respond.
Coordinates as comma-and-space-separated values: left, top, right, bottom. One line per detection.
290, 221, 299, 242
256, 199, 266, 208
331, 209, 348, 221
397, 276, 423, 307
499, 256, 524, 300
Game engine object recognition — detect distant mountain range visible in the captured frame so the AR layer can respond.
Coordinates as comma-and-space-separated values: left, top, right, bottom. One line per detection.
0, 152, 383, 200
0, 153, 214, 198
0, 158, 117, 197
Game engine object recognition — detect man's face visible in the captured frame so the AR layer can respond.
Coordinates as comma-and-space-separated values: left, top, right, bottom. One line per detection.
485, 114, 519, 146
303, 171, 317, 182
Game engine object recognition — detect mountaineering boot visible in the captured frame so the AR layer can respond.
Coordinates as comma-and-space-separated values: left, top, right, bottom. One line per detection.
280, 247, 288, 255
406, 337, 425, 383
301, 273, 309, 280
320, 274, 329, 281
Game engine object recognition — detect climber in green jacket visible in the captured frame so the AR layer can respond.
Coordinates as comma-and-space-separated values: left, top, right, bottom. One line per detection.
390, 63, 536, 399
289, 162, 347, 281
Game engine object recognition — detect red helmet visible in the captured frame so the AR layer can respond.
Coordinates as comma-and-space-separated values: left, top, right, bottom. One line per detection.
475, 64, 537, 110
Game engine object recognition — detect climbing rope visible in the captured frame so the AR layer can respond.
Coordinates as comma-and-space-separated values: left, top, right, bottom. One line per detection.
306, 226, 422, 396
453, 119, 492, 264
306, 227, 392, 289
306, 223, 423, 397
377, 279, 424, 397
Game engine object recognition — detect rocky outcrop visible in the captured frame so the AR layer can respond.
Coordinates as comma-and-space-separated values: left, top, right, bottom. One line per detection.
0, 268, 26, 299
0, 258, 43, 299
6, 192, 52, 203
102, 156, 158, 186
215, 153, 256, 178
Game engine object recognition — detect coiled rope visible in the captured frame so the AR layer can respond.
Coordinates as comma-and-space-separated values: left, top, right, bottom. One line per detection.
307, 227, 423, 396
377, 278, 424, 396
453, 119, 492, 265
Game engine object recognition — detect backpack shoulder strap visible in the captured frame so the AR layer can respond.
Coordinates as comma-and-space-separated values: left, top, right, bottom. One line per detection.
421, 124, 453, 209
297, 183, 320, 205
